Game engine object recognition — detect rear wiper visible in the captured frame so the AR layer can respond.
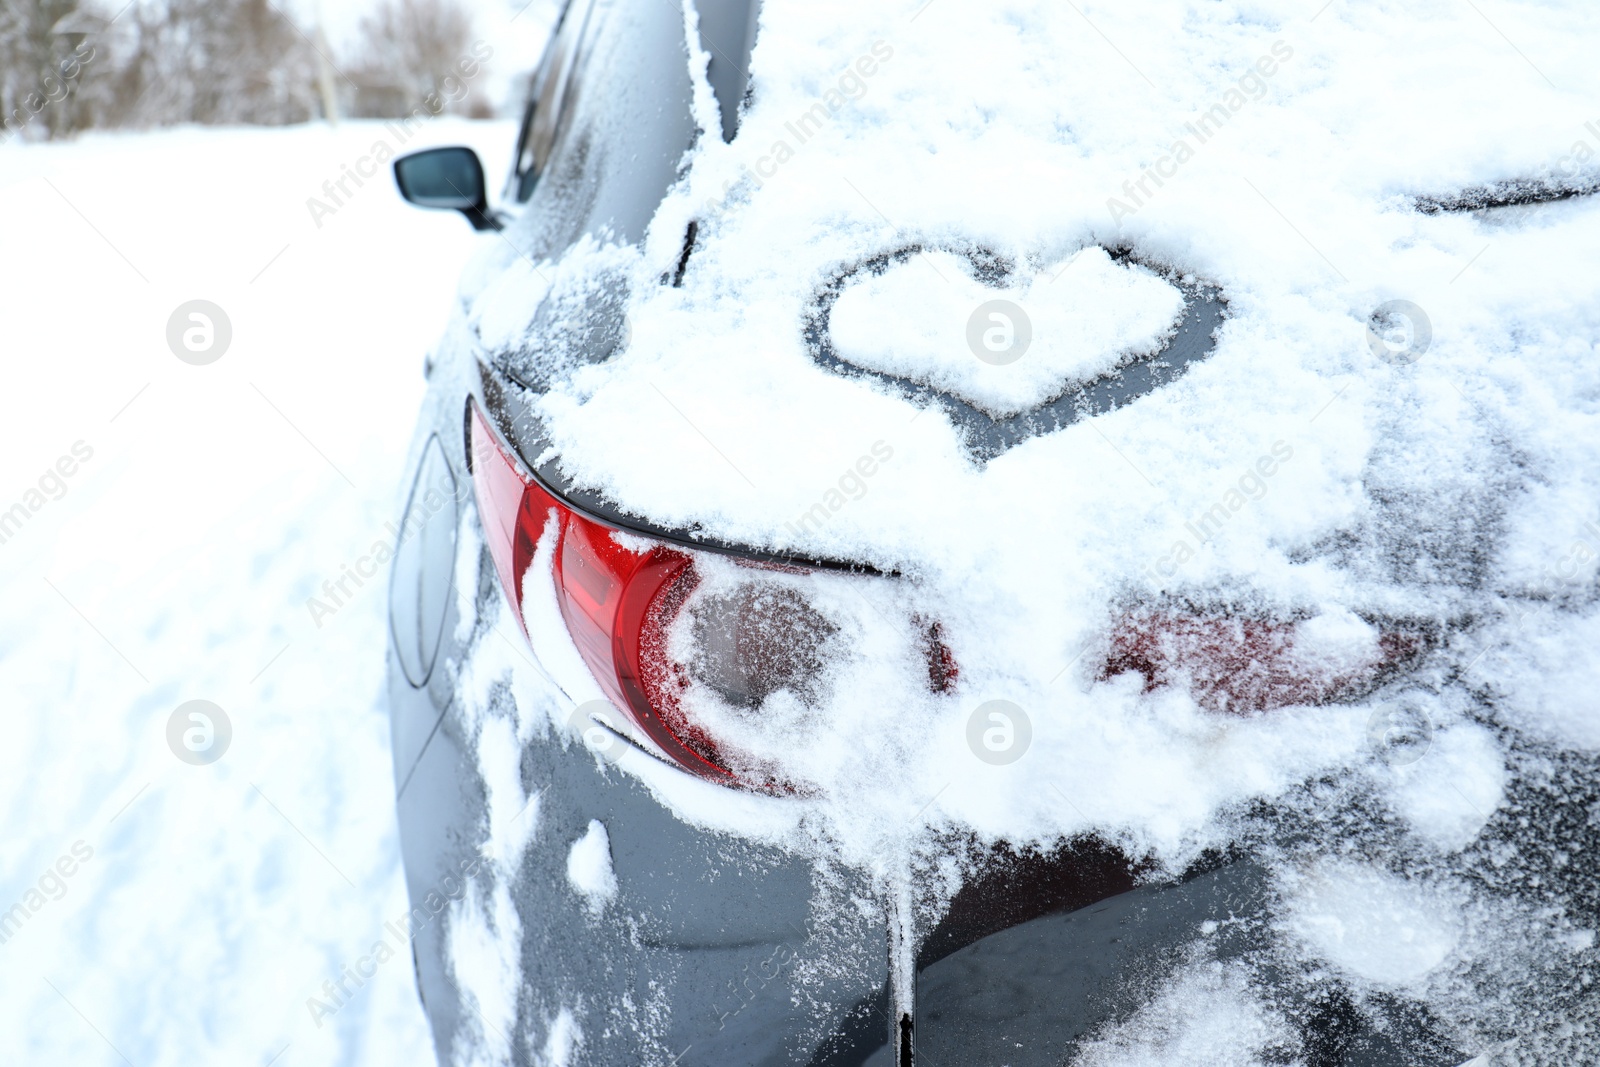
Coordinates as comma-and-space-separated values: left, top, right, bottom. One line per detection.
1415, 175, 1600, 214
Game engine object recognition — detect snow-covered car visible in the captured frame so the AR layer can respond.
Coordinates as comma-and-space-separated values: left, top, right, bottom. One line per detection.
383, 0, 1600, 1064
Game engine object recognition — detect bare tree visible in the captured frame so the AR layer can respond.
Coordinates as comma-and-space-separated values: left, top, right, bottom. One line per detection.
112, 0, 319, 126
348, 0, 477, 118
1, 0, 486, 136
0, 0, 98, 140
3, 0, 325, 136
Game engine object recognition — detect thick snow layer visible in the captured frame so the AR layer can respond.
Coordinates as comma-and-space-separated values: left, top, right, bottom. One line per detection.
448, 878, 523, 1067
469, 0, 1600, 858
432, 0, 1600, 1061
538, 1008, 583, 1066
0, 117, 515, 1067
564, 820, 618, 916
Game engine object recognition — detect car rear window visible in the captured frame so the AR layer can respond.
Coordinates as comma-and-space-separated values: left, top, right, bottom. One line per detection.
507, 0, 698, 256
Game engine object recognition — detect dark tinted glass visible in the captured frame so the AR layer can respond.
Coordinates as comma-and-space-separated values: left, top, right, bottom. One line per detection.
502, 0, 697, 259
509, 0, 597, 202
393, 147, 486, 210
693, 0, 759, 142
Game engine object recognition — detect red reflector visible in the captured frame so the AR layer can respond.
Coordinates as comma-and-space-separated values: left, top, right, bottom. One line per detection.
1102, 610, 1423, 714
467, 401, 735, 784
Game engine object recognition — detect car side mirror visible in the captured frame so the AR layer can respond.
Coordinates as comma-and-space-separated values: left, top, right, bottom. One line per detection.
393, 147, 503, 231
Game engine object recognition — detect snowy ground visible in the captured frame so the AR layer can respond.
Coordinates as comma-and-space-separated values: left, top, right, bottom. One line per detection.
0, 117, 517, 1067
6, 2, 1600, 1064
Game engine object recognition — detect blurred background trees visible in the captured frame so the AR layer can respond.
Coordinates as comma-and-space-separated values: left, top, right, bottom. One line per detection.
0, 0, 99, 137
112, 0, 320, 126
0, 0, 493, 140
348, 0, 486, 118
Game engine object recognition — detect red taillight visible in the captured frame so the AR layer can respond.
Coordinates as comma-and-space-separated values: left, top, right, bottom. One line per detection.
468, 401, 735, 784
1102, 610, 1424, 714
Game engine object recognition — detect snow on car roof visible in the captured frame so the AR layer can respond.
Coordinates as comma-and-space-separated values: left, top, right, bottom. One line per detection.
530, 0, 1598, 576
456, 1, 1600, 1052
513, 0, 1600, 741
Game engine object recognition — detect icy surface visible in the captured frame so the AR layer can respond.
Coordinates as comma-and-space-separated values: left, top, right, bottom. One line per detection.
1072, 960, 1297, 1067
1281, 860, 1463, 989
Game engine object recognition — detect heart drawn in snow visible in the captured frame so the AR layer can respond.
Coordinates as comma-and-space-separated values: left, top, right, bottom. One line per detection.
802, 245, 1227, 463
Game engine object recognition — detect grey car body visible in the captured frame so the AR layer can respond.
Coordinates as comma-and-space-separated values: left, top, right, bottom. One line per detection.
384, 2, 1599, 1065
